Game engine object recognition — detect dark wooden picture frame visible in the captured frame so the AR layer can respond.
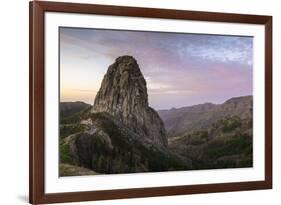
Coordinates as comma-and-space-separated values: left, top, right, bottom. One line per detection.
29, 1, 272, 204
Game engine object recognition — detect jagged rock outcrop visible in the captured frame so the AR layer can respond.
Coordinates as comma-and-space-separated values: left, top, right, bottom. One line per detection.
59, 56, 192, 176
92, 56, 167, 147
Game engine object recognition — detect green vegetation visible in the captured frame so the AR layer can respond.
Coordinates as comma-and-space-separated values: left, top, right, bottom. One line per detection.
170, 115, 253, 170
61, 106, 92, 124
60, 124, 87, 139
59, 105, 92, 166
60, 143, 72, 164
220, 116, 242, 133
206, 133, 252, 159
186, 130, 209, 145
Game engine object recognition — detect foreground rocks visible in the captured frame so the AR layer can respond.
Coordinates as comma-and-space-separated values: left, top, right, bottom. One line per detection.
60, 112, 191, 175
59, 163, 98, 176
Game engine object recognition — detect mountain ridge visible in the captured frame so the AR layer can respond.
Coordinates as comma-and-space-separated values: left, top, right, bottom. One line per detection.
60, 101, 91, 119
158, 95, 252, 112
158, 95, 252, 138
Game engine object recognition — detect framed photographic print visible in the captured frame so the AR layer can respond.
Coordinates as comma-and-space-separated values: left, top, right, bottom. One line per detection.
29, 1, 272, 204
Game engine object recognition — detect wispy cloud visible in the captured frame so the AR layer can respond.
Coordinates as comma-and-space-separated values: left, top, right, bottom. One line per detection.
60, 27, 253, 109
176, 36, 253, 66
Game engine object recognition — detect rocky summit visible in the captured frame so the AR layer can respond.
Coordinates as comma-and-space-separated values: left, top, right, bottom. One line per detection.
92, 56, 167, 147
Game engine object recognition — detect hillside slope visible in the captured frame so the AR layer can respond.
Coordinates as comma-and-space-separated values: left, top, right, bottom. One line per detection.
158, 96, 252, 138
60, 111, 191, 175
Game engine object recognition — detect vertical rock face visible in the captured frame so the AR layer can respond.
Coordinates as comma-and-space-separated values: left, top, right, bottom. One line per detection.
92, 56, 167, 147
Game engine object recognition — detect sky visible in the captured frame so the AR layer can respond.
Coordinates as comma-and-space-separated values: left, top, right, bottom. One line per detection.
60, 27, 253, 110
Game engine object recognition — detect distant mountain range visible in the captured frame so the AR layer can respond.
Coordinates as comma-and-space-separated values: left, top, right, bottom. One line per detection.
158, 96, 252, 138
60, 101, 91, 119
158, 95, 253, 170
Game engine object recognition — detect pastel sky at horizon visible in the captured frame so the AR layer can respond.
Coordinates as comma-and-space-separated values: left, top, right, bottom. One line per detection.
60, 27, 253, 110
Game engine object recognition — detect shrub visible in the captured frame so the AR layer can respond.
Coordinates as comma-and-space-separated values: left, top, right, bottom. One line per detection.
60, 124, 86, 139
221, 116, 242, 133
60, 143, 72, 164
205, 133, 252, 159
